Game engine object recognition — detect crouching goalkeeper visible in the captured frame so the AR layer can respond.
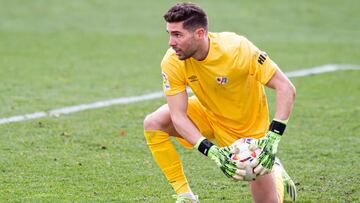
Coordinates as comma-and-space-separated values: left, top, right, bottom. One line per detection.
144, 2, 297, 203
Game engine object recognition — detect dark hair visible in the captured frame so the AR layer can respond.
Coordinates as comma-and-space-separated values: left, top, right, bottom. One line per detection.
164, 2, 208, 31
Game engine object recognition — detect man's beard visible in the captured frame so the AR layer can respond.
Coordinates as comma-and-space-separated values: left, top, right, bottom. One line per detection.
177, 48, 196, 60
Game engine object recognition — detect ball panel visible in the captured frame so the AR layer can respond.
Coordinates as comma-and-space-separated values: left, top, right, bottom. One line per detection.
229, 138, 261, 181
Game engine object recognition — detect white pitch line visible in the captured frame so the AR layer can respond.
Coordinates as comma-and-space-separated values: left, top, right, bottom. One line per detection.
0, 64, 359, 125
285, 64, 360, 78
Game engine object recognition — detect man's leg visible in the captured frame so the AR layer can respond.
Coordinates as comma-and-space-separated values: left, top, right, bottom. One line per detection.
144, 104, 194, 196
250, 172, 281, 203
250, 159, 296, 203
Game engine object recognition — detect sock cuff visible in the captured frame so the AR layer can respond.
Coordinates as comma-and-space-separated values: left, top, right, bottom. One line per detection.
144, 130, 170, 145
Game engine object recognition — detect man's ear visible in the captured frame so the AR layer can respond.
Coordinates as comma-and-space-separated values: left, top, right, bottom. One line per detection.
195, 28, 206, 39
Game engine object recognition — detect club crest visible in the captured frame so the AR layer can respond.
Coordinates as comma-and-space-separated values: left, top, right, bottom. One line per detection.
216, 76, 228, 85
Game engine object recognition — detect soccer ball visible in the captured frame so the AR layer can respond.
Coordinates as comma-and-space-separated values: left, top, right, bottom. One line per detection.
229, 138, 261, 181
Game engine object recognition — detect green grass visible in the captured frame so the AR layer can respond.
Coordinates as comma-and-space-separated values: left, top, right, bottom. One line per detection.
0, 0, 359, 202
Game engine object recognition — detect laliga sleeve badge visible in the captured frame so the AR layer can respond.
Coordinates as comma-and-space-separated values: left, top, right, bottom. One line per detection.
161, 71, 171, 90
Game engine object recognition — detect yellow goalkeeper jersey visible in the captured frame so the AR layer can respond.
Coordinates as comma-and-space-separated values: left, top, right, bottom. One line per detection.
161, 32, 278, 138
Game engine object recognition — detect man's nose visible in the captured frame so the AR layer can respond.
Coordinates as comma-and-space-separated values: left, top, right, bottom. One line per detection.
169, 37, 176, 46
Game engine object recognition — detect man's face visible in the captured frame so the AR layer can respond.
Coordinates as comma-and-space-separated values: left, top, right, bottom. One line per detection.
166, 22, 198, 60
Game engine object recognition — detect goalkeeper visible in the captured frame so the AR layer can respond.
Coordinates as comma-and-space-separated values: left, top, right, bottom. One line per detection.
144, 2, 296, 203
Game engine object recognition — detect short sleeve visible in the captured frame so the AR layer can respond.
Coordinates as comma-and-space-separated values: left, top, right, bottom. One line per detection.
160, 50, 187, 96
242, 38, 278, 84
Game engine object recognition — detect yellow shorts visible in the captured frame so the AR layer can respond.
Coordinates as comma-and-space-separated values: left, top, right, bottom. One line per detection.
177, 96, 265, 148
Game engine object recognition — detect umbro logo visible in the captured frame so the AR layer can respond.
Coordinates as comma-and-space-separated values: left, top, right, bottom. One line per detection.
188, 75, 198, 82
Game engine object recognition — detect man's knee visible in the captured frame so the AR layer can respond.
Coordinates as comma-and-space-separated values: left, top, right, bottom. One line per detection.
251, 173, 280, 203
143, 110, 171, 131
143, 113, 158, 130
143, 111, 173, 145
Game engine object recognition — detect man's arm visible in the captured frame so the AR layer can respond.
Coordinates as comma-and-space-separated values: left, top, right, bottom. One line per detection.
167, 91, 249, 180
166, 91, 202, 145
250, 68, 296, 176
266, 68, 296, 120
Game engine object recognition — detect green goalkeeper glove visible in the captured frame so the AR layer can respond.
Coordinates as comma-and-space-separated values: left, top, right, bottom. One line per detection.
250, 119, 287, 176
196, 137, 247, 180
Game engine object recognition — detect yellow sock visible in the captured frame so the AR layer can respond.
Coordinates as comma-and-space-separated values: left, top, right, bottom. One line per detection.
273, 165, 285, 203
144, 130, 190, 194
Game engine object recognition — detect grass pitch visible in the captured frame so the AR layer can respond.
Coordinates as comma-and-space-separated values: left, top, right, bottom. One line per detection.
0, 0, 359, 202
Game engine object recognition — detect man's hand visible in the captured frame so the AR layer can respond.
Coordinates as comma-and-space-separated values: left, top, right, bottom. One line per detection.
250, 120, 286, 176
208, 145, 249, 180
196, 138, 247, 181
